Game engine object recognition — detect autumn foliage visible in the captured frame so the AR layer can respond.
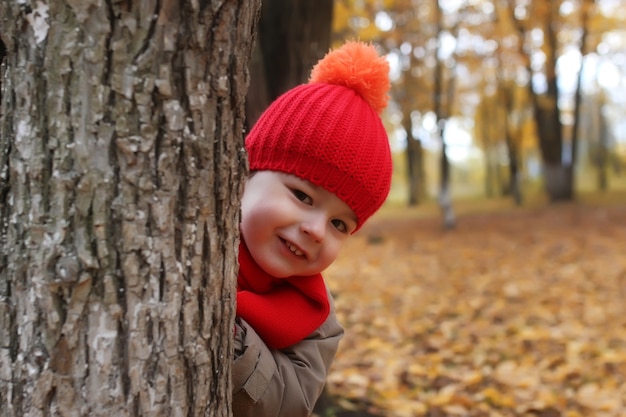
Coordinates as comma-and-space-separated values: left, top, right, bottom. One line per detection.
323, 202, 626, 417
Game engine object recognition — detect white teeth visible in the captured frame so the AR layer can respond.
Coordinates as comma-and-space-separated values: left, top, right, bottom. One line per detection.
286, 242, 304, 256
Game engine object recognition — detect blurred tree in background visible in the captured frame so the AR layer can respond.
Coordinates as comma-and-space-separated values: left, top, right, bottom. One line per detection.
246, 0, 334, 128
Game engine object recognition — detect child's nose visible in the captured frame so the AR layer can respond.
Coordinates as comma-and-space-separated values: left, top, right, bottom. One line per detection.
301, 214, 326, 242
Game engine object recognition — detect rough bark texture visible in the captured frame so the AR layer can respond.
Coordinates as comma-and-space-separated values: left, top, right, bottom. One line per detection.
0, 1, 260, 416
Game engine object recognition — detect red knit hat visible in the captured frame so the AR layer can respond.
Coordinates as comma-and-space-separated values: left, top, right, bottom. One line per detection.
245, 41, 392, 230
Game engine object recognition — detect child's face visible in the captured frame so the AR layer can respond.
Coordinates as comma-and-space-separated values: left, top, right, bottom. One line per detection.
241, 171, 357, 278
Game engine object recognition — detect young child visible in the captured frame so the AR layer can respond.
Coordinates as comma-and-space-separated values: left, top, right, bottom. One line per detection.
232, 41, 392, 417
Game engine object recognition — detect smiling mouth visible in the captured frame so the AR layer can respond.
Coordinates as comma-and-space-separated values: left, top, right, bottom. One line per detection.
283, 239, 305, 257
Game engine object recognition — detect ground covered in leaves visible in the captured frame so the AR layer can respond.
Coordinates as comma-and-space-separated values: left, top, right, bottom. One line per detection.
320, 200, 626, 417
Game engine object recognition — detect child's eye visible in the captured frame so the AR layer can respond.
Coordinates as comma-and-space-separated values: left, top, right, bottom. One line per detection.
292, 189, 312, 204
331, 219, 348, 233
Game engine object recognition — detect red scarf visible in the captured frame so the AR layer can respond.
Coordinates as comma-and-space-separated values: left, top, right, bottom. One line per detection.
236, 240, 330, 349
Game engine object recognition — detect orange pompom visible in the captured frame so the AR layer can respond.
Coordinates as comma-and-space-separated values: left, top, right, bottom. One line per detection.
309, 41, 390, 114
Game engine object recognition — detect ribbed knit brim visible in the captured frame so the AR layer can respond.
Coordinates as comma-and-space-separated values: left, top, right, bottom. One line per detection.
246, 81, 392, 230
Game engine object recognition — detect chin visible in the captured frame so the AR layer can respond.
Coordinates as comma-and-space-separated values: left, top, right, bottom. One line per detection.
257, 261, 292, 279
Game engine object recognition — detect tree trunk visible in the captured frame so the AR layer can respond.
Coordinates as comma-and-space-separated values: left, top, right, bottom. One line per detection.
597, 107, 610, 191
439, 131, 456, 230
405, 116, 425, 206
500, 85, 522, 205
246, 0, 333, 128
533, 0, 572, 201
507, 0, 573, 201
433, 0, 456, 229
0, 1, 260, 416
571, 0, 593, 174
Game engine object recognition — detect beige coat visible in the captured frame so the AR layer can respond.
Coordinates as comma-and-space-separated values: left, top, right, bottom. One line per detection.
232, 294, 344, 417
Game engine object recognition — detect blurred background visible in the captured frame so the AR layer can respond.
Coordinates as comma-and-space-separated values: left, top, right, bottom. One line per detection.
245, 0, 626, 223
244, 3, 626, 416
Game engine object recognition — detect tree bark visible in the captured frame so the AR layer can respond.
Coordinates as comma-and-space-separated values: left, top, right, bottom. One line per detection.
0, 1, 260, 416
